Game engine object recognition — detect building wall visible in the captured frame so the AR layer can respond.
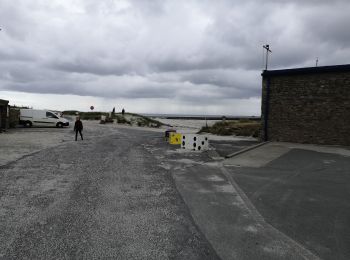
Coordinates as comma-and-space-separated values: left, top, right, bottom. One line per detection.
261, 70, 350, 146
0, 100, 9, 129
9, 108, 20, 128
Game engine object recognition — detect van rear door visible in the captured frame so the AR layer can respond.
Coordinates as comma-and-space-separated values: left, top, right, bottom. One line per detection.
20, 109, 33, 121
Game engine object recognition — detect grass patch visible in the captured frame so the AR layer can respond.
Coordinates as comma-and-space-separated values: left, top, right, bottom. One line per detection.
114, 115, 131, 124
116, 113, 163, 127
199, 120, 261, 137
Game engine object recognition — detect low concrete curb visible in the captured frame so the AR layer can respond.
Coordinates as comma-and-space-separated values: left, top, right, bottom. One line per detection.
225, 141, 270, 158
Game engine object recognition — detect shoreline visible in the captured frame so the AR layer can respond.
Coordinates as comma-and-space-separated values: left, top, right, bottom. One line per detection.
146, 115, 261, 121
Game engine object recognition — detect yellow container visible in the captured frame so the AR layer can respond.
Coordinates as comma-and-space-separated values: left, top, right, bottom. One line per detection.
169, 133, 182, 145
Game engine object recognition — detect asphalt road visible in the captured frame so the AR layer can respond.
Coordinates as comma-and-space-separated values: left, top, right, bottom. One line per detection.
230, 148, 350, 260
210, 140, 259, 157
0, 128, 219, 259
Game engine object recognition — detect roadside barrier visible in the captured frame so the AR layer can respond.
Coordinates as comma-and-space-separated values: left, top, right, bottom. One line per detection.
169, 132, 182, 145
181, 134, 209, 151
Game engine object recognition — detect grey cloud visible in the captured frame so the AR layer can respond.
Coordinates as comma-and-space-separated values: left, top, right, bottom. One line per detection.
4, 82, 82, 97
0, 0, 349, 113
52, 59, 134, 76
302, 7, 350, 47
176, 69, 261, 99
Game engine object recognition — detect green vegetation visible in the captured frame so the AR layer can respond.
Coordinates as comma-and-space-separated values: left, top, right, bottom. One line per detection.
114, 115, 131, 124
114, 113, 163, 127
199, 120, 261, 137
63, 111, 109, 120
125, 113, 163, 127
62, 110, 79, 115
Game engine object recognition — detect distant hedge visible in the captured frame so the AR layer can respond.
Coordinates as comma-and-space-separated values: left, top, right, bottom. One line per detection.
62, 111, 109, 120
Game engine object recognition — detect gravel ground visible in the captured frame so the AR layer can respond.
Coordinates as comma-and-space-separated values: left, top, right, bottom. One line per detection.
0, 126, 219, 259
0, 121, 121, 166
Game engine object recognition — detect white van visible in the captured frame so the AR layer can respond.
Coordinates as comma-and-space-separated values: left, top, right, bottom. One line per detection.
20, 109, 70, 128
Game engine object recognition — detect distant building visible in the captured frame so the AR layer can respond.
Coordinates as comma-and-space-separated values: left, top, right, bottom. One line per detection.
261, 64, 350, 146
0, 99, 9, 130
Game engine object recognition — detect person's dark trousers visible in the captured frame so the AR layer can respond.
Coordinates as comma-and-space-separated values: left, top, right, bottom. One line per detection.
75, 130, 83, 141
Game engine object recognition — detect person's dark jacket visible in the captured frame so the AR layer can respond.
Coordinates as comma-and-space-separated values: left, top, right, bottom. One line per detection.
74, 120, 83, 131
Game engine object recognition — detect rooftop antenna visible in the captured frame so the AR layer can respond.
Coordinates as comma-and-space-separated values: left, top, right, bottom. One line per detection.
263, 44, 272, 70
316, 57, 319, 67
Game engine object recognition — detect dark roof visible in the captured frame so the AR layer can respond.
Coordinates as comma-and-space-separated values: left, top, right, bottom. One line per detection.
0, 99, 9, 105
262, 64, 350, 77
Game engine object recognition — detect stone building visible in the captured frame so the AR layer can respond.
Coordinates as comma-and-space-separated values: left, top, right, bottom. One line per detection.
0, 99, 9, 130
261, 64, 350, 146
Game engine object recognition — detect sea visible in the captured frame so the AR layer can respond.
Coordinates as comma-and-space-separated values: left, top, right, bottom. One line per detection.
141, 113, 260, 120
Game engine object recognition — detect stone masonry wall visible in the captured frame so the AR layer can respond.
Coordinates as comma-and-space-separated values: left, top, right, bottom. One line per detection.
261, 71, 350, 146
9, 108, 20, 128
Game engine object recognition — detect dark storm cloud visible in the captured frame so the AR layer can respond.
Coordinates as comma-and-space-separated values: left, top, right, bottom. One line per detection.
3, 81, 175, 99
0, 0, 350, 109
4, 82, 82, 96
3, 74, 175, 99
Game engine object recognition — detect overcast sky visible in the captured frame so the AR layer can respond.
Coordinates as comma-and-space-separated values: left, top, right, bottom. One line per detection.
0, 0, 349, 115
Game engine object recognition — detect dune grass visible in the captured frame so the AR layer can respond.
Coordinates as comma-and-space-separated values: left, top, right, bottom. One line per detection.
199, 119, 261, 137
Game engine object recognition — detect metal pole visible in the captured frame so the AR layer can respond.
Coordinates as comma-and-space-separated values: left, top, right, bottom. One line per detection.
263, 44, 272, 70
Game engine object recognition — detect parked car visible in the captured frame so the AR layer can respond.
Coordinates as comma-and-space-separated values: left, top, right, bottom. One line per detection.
19, 109, 69, 128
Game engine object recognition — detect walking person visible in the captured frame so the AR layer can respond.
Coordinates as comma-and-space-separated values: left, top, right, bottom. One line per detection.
74, 117, 83, 141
